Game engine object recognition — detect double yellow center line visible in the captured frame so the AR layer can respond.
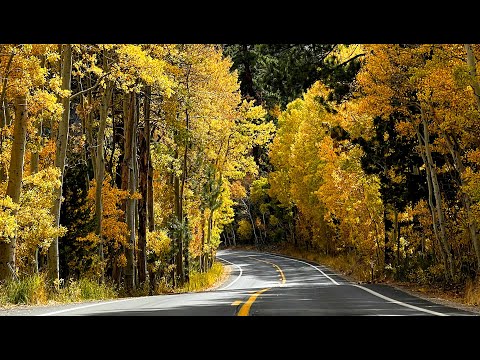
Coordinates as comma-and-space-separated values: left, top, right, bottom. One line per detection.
235, 257, 286, 316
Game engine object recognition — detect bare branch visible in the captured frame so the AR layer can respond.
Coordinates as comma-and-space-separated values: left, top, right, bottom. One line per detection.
334, 53, 366, 69
69, 71, 111, 100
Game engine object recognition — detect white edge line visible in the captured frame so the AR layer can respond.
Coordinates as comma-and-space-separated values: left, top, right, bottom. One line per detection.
216, 256, 243, 290
265, 252, 448, 316
352, 284, 448, 316
265, 253, 339, 285
37, 297, 139, 316
41, 256, 242, 315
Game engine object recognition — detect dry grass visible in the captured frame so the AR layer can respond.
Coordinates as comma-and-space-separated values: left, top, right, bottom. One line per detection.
177, 262, 225, 293
464, 277, 480, 306
266, 244, 374, 283
0, 274, 118, 307
0, 273, 49, 306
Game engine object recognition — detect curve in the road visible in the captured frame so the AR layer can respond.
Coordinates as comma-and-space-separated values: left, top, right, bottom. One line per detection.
216, 256, 243, 290
266, 252, 339, 285
258, 251, 466, 316
0, 249, 476, 316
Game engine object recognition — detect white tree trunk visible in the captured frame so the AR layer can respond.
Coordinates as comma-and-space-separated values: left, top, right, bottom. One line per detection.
0, 95, 27, 281
49, 44, 72, 282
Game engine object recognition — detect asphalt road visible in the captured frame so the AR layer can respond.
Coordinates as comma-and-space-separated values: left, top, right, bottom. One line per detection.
1, 249, 477, 316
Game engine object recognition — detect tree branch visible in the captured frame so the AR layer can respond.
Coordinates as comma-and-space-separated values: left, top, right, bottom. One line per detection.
69, 72, 111, 100
334, 53, 366, 69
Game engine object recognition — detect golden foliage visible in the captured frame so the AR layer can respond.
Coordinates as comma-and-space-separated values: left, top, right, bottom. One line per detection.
79, 177, 129, 249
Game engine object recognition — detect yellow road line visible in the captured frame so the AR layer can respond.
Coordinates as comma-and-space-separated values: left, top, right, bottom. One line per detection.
231, 300, 242, 306
237, 288, 270, 316
253, 258, 286, 285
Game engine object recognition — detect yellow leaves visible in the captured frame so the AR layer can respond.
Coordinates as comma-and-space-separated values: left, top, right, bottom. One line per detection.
269, 74, 384, 251
395, 120, 416, 138
117, 253, 127, 268
114, 44, 175, 94
230, 181, 246, 200
467, 149, 480, 165
2, 47, 46, 98
129, 191, 142, 200
268, 104, 282, 119
462, 166, 480, 202
147, 229, 171, 257
23, 166, 61, 193
29, 89, 63, 118
39, 139, 56, 169
237, 219, 253, 241
77, 232, 100, 243
45, 51, 60, 64
269, 215, 279, 226
241, 99, 267, 120
0, 196, 18, 240
81, 176, 129, 247
48, 76, 64, 96
387, 168, 405, 185
4, 166, 67, 271
0, 195, 19, 211
164, 87, 174, 98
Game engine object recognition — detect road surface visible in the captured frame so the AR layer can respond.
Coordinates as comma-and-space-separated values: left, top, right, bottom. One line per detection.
0, 249, 477, 316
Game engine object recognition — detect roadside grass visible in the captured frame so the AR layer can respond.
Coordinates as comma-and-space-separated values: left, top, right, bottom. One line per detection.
53, 278, 118, 303
0, 262, 226, 307
0, 273, 118, 306
177, 262, 225, 293
0, 273, 49, 306
465, 277, 480, 306
266, 244, 373, 283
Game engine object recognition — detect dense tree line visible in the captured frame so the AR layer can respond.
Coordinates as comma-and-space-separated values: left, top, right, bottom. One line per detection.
228, 44, 480, 288
0, 44, 273, 293
2, 43, 480, 295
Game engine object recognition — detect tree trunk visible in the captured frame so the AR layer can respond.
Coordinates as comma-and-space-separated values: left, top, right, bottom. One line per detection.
415, 127, 444, 264
30, 54, 45, 178
49, 44, 72, 282
0, 48, 15, 183
383, 207, 394, 266
291, 206, 298, 248
0, 95, 27, 281
181, 109, 190, 283
207, 211, 214, 269
242, 198, 258, 246
231, 224, 236, 246
95, 84, 112, 283
30, 54, 45, 274
123, 91, 137, 291
420, 111, 454, 280
30, 119, 41, 175
393, 209, 400, 268
200, 210, 206, 272
30, 117, 41, 272
444, 133, 480, 271
145, 86, 155, 233
173, 154, 184, 284
262, 212, 267, 242
82, 76, 96, 179
465, 44, 480, 110
137, 87, 150, 284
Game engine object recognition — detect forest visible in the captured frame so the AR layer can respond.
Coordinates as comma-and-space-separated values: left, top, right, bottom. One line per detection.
1, 44, 480, 304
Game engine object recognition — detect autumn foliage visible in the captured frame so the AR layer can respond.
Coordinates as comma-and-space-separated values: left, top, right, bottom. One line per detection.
2, 43, 480, 302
